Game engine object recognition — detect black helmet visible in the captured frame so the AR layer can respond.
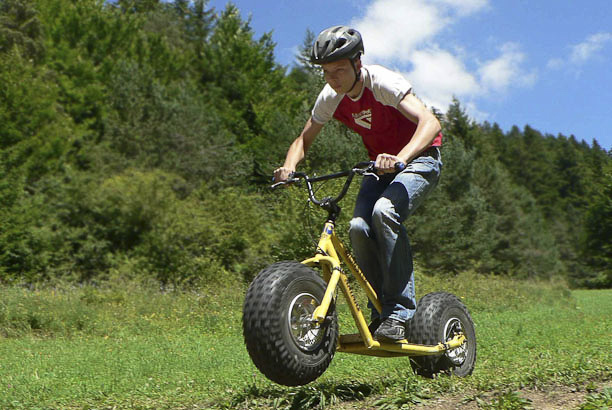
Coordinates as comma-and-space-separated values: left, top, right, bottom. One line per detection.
310, 25, 364, 65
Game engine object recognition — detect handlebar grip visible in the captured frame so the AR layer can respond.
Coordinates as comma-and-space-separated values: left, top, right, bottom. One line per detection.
394, 162, 406, 172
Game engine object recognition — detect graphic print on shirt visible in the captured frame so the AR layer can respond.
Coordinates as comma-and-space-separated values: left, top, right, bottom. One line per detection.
352, 108, 372, 130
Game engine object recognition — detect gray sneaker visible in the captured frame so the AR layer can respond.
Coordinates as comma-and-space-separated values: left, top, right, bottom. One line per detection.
374, 317, 406, 341
368, 317, 382, 334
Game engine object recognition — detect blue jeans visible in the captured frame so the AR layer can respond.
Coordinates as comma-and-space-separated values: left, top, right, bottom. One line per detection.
348, 148, 442, 323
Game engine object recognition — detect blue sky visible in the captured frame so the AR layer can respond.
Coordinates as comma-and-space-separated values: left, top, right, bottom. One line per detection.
208, 0, 612, 150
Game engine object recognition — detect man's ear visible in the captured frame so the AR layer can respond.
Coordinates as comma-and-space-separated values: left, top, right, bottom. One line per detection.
354, 57, 362, 70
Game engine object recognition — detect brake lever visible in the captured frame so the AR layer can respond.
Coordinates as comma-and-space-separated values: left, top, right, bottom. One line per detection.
360, 162, 405, 180
362, 171, 379, 180
270, 178, 301, 189
270, 181, 286, 189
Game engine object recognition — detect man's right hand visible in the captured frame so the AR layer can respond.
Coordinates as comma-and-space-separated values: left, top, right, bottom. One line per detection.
273, 166, 295, 183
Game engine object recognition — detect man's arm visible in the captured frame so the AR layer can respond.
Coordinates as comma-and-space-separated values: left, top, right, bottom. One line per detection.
274, 117, 324, 182
375, 93, 441, 172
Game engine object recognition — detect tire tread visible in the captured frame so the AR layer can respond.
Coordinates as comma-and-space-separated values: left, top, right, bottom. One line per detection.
242, 261, 337, 386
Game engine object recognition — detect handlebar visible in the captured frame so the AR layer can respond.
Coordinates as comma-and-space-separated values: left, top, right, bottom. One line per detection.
272, 161, 406, 208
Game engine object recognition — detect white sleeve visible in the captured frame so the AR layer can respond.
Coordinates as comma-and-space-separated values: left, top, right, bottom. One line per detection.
311, 84, 343, 124
367, 65, 412, 108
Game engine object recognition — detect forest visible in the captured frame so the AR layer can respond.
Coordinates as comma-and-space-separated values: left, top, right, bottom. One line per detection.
1, 0, 610, 289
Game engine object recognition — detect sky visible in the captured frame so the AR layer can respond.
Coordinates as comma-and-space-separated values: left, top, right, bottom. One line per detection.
207, 0, 612, 150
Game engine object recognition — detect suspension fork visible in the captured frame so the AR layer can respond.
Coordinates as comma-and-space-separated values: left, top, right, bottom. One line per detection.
301, 221, 382, 341
301, 221, 342, 323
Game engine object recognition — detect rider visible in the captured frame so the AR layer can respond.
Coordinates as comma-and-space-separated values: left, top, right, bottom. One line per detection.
274, 25, 442, 342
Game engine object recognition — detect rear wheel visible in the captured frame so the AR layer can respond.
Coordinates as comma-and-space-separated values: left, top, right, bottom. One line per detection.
242, 261, 338, 386
407, 292, 476, 377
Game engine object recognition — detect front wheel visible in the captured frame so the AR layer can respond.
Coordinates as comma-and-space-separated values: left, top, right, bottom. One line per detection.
242, 261, 338, 386
407, 292, 476, 378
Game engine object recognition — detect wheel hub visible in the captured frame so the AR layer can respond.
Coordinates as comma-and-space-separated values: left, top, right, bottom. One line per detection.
444, 317, 467, 365
288, 293, 324, 351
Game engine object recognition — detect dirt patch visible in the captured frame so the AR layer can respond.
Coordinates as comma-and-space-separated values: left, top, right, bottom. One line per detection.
329, 381, 612, 409
420, 388, 587, 410
417, 382, 612, 410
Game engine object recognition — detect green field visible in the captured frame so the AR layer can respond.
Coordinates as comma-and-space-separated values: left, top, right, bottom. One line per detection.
0, 274, 610, 409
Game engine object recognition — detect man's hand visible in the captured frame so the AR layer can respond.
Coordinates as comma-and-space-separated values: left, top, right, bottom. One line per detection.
273, 166, 295, 183
375, 153, 405, 174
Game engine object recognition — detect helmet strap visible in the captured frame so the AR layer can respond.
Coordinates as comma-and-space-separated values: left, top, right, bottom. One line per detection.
347, 58, 361, 94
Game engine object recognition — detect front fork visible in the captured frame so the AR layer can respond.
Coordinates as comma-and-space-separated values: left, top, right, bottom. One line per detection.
301, 221, 379, 346
301, 222, 343, 323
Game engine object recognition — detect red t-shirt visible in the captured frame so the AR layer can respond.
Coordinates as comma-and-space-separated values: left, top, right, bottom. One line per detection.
312, 65, 442, 160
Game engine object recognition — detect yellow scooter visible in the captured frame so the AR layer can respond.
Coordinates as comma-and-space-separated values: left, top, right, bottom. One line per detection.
243, 162, 476, 386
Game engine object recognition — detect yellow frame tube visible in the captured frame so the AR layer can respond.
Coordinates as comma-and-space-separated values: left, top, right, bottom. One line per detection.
337, 272, 377, 347
302, 221, 468, 357
338, 334, 466, 356
331, 234, 382, 314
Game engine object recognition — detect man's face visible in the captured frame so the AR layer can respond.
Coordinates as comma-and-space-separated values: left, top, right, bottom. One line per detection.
321, 59, 359, 94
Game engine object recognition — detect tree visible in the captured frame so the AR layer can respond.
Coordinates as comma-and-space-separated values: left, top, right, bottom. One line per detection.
1, 0, 609, 286
581, 162, 612, 287
0, 0, 44, 61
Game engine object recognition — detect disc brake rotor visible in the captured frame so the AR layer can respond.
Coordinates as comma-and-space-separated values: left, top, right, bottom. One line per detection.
288, 292, 324, 351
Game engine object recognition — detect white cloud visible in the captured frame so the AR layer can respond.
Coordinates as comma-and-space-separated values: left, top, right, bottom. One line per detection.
350, 0, 532, 117
546, 58, 564, 70
351, 0, 448, 63
548, 32, 612, 70
432, 0, 490, 16
403, 47, 480, 110
403, 43, 535, 115
351, 0, 489, 63
570, 32, 612, 64
479, 43, 537, 92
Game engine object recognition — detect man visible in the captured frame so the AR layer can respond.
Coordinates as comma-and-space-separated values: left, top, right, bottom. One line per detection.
274, 25, 442, 342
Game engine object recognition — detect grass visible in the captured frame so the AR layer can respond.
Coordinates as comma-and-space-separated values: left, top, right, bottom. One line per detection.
0, 273, 610, 409
580, 387, 612, 410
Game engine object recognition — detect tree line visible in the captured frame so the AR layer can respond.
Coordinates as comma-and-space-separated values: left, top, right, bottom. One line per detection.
1, 0, 610, 288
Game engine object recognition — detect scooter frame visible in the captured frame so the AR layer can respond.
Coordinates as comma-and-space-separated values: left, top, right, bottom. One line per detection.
276, 162, 466, 358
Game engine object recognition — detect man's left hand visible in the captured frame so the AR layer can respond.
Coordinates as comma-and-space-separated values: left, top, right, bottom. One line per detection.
375, 153, 405, 174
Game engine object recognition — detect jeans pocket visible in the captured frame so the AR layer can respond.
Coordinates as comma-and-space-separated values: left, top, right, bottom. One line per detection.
404, 155, 440, 176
